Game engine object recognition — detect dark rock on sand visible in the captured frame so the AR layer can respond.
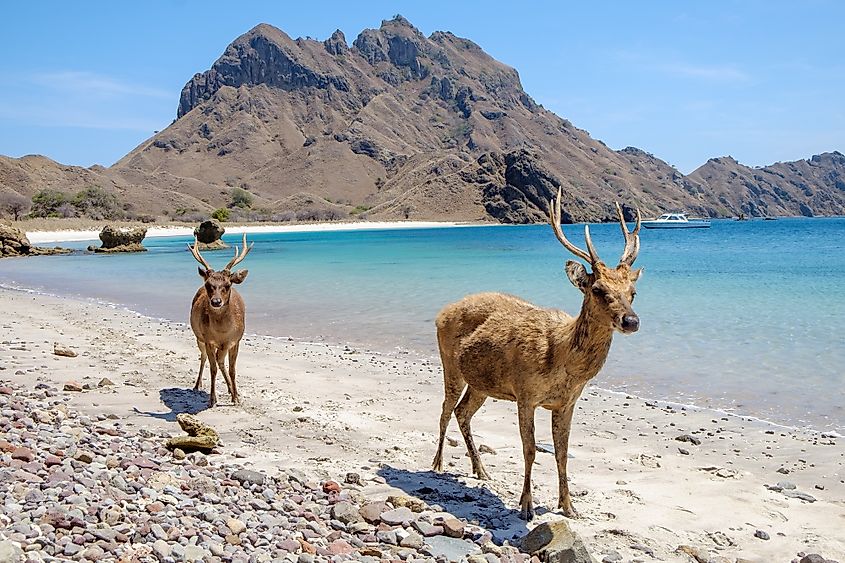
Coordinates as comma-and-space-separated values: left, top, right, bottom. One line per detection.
193, 219, 228, 250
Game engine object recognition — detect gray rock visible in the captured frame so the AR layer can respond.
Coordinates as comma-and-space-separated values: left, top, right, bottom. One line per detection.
380, 506, 414, 526
331, 502, 362, 525
152, 539, 171, 560
754, 530, 770, 540
232, 469, 265, 487
424, 536, 483, 562
0, 540, 24, 563
601, 551, 622, 563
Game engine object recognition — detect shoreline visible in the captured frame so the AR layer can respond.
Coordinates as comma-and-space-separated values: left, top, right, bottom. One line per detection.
1, 286, 843, 560
1, 280, 840, 441
25, 220, 489, 244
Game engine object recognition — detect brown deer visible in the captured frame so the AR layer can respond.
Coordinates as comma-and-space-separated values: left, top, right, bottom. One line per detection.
432, 189, 642, 520
188, 233, 253, 407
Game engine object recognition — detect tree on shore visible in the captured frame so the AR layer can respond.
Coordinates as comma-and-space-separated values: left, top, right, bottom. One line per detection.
0, 192, 30, 221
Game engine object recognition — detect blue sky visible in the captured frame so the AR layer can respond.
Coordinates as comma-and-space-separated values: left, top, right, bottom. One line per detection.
1, 1, 842, 173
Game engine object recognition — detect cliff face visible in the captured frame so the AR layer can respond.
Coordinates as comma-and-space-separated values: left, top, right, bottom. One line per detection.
2, 17, 843, 221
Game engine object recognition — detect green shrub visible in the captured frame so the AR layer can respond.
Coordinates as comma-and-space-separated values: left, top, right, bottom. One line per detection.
30, 189, 70, 218
229, 187, 253, 209
71, 186, 123, 220
211, 208, 230, 222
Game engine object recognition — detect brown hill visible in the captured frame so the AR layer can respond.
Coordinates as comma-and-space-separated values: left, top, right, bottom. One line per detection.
2, 16, 843, 221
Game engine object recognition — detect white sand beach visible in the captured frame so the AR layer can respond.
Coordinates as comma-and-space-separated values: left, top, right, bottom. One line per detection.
1, 287, 842, 561
26, 221, 479, 244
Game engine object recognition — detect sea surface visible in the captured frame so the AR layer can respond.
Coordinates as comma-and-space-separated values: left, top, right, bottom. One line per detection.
1, 218, 843, 434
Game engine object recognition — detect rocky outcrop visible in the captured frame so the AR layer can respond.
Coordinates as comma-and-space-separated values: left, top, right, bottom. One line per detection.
193, 219, 228, 250
165, 413, 219, 453
92, 225, 147, 253
0, 223, 71, 258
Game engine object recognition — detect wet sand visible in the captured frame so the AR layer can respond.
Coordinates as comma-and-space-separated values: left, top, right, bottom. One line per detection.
1, 287, 842, 561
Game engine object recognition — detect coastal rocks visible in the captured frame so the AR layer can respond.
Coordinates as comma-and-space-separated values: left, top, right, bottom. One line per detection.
0, 222, 70, 257
164, 413, 219, 452
92, 225, 147, 253
193, 219, 228, 250
520, 520, 596, 563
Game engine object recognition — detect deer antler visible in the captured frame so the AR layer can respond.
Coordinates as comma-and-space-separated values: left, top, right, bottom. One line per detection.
548, 188, 598, 264
223, 233, 253, 272
614, 202, 641, 266
188, 237, 213, 271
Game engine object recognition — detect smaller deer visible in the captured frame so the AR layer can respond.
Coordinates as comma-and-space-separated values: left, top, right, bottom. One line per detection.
432, 189, 642, 520
188, 233, 253, 407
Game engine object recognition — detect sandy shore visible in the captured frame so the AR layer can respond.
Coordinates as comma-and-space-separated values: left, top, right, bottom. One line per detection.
1, 287, 843, 561
26, 221, 479, 244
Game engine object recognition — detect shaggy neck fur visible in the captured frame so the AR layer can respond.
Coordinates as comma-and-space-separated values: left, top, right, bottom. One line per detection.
560, 298, 614, 381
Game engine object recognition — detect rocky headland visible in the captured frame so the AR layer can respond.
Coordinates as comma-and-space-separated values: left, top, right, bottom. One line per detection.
1, 16, 844, 223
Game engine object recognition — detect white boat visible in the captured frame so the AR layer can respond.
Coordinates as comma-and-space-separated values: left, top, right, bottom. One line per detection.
641, 213, 711, 229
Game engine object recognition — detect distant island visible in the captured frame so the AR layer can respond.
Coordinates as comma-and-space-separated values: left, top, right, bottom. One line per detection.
1, 15, 844, 225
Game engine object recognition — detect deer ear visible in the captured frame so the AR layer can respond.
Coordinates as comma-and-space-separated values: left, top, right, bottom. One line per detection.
198, 266, 210, 279
230, 269, 249, 284
565, 260, 589, 292
630, 267, 643, 282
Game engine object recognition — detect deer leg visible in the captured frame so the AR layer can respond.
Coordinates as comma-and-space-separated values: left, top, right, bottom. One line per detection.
205, 343, 218, 408
193, 340, 206, 391
552, 402, 579, 518
227, 343, 240, 405
454, 387, 489, 480
214, 347, 235, 404
432, 369, 465, 472
517, 401, 537, 521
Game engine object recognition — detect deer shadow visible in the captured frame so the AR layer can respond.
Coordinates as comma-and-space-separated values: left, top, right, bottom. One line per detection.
132, 387, 210, 422
376, 466, 536, 544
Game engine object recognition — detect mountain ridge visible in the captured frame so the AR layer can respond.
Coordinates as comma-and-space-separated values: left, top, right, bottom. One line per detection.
2, 17, 843, 222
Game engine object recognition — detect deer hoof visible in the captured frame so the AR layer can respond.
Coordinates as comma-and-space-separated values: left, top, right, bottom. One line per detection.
558, 499, 579, 519
474, 467, 491, 481
519, 501, 535, 521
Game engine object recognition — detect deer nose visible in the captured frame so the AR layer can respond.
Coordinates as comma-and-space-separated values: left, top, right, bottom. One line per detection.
621, 315, 639, 332
210, 298, 223, 308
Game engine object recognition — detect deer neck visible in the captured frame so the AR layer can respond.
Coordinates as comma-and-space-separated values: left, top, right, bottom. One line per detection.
561, 299, 614, 380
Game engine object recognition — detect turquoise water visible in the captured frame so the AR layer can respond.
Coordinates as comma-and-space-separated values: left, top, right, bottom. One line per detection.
2, 218, 844, 433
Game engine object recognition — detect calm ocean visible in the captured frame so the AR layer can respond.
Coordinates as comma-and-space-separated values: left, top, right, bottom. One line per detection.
2, 218, 843, 434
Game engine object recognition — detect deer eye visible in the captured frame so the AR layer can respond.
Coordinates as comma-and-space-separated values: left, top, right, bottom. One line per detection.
591, 286, 607, 297
630, 291, 637, 302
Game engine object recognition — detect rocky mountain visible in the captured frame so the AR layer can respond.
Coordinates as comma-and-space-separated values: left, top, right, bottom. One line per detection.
2, 16, 843, 222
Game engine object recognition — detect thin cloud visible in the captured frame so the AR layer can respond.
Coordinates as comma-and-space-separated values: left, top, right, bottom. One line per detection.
615, 50, 751, 83
656, 62, 749, 82
28, 71, 172, 99
0, 104, 166, 132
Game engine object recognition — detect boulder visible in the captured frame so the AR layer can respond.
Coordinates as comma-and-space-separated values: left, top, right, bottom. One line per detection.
0, 222, 71, 258
520, 520, 597, 563
94, 225, 147, 253
193, 219, 228, 250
